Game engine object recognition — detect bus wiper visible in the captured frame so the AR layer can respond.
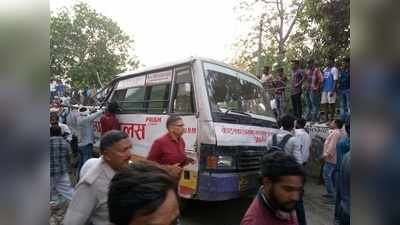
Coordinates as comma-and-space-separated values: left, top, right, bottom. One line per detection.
225, 108, 252, 117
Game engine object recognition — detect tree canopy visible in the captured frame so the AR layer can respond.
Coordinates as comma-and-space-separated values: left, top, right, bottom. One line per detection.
231, 0, 350, 74
50, 2, 139, 89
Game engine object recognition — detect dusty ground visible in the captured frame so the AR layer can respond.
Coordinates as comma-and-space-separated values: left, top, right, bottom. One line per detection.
180, 177, 334, 225
303, 178, 335, 225
50, 177, 334, 225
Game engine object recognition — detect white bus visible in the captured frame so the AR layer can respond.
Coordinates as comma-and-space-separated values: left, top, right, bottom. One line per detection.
93, 57, 292, 201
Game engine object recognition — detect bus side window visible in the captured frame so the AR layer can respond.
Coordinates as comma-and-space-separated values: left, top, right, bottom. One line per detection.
110, 89, 127, 113
123, 86, 146, 113
146, 84, 170, 114
172, 67, 195, 114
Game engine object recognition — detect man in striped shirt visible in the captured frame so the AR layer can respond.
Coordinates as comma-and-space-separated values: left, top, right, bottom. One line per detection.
50, 125, 74, 203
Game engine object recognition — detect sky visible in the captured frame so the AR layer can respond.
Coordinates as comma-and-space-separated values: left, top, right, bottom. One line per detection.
50, 0, 252, 68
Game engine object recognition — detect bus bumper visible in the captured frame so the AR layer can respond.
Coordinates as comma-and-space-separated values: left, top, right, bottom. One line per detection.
195, 171, 260, 201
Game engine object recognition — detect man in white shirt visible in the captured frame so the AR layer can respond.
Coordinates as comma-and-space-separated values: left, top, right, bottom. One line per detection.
64, 130, 132, 225
50, 79, 57, 100
321, 57, 339, 122
266, 114, 302, 164
294, 118, 311, 165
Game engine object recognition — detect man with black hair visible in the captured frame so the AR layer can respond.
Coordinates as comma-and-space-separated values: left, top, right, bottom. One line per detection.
273, 67, 287, 119
321, 57, 339, 122
76, 106, 104, 177
322, 119, 344, 203
335, 151, 350, 225
294, 118, 311, 166
50, 125, 75, 203
335, 122, 350, 175
108, 161, 179, 225
100, 102, 120, 134
50, 112, 72, 142
290, 60, 304, 119
64, 130, 132, 225
338, 57, 350, 123
334, 121, 350, 224
303, 59, 322, 123
266, 114, 302, 165
241, 151, 305, 225
261, 66, 274, 99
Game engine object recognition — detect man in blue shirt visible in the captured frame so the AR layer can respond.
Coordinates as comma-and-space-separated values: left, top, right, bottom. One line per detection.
334, 122, 350, 225
338, 57, 350, 123
335, 152, 350, 225
336, 122, 350, 173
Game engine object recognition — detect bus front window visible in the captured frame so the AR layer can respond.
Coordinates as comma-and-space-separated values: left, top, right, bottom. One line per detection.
204, 62, 273, 117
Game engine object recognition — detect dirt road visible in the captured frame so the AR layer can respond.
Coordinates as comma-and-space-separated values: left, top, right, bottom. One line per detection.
50, 177, 334, 225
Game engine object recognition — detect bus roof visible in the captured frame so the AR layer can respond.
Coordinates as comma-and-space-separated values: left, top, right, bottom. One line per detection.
113, 56, 258, 82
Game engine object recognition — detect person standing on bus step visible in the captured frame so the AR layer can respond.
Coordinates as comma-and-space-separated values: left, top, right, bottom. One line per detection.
100, 102, 121, 135
241, 151, 305, 225
147, 115, 195, 173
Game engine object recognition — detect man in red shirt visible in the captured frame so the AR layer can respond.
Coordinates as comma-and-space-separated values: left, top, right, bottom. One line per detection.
100, 102, 120, 134
241, 151, 305, 225
147, 115, 195, 167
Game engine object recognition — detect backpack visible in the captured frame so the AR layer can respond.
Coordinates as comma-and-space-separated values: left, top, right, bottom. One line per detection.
269, 133, 292, 152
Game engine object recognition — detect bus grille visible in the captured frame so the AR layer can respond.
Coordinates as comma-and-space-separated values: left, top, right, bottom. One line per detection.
237, 150, 265, 171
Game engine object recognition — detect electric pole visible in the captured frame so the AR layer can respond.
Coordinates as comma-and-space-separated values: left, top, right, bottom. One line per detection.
255, 13, 266, 78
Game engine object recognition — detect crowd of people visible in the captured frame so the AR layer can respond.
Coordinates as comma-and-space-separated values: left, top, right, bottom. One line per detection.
50, 108, 191, 224
49, 109, 350, 225
49, 79, 99, 111
259, 57, 350, 124
49, 56, 351, 225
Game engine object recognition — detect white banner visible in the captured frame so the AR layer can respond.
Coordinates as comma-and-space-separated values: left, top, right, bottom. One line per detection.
214, 122, 278, 146
115, 76, 146, 90
94, 114, 197, 158
146, 70, 172, 85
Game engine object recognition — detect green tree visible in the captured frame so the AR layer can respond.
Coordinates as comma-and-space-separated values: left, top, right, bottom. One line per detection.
298, 0, 350, 65
231, 0, 350, 72
231, 0, 305, 73
50, 2, 139, 89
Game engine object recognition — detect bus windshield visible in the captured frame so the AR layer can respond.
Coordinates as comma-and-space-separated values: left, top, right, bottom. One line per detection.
203, 62, 273, 117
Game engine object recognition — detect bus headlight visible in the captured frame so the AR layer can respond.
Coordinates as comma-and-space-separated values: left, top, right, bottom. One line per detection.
206, 155, 234, 169
217, 156, 233, 168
